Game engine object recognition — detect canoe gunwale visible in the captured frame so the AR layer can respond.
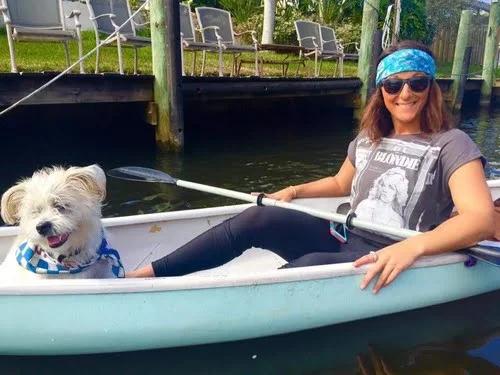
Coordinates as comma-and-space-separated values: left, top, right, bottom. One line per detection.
1, 181, 499, 296
0, 252, 469, 296
0, 203, 256, 237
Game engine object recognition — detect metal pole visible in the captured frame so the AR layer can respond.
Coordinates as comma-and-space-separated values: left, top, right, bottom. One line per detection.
262, 0, 276, 45
392, 0, 401, 45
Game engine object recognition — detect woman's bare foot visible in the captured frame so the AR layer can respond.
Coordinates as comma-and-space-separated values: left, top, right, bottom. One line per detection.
126, 264, 155, 278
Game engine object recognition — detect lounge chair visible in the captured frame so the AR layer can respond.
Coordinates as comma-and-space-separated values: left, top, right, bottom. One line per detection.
320, 25, 359, 77
179, 3, 223, 77
0, 0, 84, 73
85, 0, 151, 74
195, 7, 259, 76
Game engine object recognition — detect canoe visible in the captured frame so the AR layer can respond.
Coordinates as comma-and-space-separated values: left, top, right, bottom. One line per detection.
1, 180, 499, 356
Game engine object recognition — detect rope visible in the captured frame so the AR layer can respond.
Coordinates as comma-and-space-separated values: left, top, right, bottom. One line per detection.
450, 61, 500, 77
0, 0, 151, 118
360, 0, 394, 42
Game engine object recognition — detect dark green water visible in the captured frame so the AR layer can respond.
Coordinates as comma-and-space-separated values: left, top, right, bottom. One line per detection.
0, 104, 499, 373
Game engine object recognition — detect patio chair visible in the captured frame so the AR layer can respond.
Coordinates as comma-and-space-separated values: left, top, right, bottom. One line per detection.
85, 0, 151, 74
294, 21, 358, 78
0, 0, 84, 73
179, 3, 223, 77
320, 25, 359, 77
295, 20, 343, 77
195, 7, 259, 76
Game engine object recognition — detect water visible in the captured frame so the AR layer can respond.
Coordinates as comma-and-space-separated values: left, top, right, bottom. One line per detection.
0, 103, 499, 373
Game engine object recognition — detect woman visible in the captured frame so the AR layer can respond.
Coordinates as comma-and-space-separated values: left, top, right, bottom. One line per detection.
128, 41, 495, 294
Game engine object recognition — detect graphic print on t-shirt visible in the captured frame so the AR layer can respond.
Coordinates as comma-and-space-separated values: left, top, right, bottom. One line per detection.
351, 136, 441, 231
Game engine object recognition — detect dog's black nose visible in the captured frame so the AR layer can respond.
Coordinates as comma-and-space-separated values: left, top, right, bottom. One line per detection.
36, 221, 52, 236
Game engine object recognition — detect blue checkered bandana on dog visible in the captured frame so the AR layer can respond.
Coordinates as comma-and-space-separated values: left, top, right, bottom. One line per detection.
376, 49, 436, 86
16, 236, 125, 278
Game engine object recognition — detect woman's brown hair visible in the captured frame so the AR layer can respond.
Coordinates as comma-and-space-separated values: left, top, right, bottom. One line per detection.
359, 40, 453, 142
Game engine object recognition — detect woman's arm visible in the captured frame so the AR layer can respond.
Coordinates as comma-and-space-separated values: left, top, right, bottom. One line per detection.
354, 159, 495, 294
266, 157, 356, 202
412, 159, 495, 253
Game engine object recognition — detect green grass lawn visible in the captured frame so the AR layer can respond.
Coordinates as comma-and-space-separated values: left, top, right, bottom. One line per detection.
0, 29, 357, 77
1, 29, 497, 79
436, 61, 500, 79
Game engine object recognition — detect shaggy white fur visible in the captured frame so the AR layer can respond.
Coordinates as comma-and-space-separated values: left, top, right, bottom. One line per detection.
0, 164, 118, 280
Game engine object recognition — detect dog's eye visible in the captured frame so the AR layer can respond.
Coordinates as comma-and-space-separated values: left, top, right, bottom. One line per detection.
54, 203, 67, 212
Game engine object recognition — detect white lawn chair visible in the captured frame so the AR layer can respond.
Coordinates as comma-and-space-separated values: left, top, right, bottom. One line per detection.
195, 7, 259, 76
85, 0, 151, 74
179, 3, 223, 77
0, 0, 84, 73
320, 25, 359, 77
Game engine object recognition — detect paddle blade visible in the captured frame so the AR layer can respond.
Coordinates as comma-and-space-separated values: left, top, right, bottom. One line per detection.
107, 167, 178, 184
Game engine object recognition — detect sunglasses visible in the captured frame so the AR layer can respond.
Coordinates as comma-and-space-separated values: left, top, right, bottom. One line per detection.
381, 75, 433, 95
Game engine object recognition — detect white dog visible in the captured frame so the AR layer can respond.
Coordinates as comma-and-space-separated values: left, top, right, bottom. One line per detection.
0, 164, 123, 280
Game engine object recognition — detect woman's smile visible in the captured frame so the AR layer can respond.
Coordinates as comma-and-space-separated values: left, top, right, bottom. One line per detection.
396, 101, 417, 108
381, 71, 430, 134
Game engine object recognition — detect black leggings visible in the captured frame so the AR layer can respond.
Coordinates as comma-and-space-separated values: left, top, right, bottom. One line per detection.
152, 206, 386, 277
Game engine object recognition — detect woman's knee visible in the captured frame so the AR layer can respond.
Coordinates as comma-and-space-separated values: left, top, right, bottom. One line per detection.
231, 206, 284, 233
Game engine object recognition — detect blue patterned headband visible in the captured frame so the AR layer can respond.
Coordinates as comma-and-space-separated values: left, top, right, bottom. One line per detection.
376, 49, 436, 86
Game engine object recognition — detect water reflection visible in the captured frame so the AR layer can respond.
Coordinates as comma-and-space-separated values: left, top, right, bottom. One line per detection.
456, 108, 500, 179
356, 331, 500, 375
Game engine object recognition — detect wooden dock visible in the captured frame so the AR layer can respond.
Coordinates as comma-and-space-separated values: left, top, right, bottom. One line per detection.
0, 73, 497, 108
0, 73, 362, 107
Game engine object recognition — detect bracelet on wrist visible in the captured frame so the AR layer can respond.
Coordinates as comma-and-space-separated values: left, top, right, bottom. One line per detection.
289, 185, 297, 199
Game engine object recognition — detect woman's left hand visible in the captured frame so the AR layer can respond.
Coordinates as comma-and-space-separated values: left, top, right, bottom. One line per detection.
353, 239, 422, 294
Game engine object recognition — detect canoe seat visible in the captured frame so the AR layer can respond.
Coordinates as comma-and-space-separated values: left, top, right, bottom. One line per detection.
336, 202, 351, 215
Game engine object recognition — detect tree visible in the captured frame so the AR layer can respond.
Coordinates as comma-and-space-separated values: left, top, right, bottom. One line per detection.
425, 0, 474, 34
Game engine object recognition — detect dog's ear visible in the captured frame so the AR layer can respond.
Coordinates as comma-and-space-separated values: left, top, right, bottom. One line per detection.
1, 182, 27, 224
66, 164, 107, 202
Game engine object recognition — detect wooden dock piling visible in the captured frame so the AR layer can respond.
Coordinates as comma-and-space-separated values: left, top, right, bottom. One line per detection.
480, 0, 500, 107
150, 0, 184, 151
367, 30, 383, 99
357, 0, 380, 114
450, 10, 472, 112
453, 47, 472, 113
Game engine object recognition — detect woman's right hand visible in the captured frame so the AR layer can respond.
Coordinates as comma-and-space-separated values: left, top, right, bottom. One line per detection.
251, 186, 297, 202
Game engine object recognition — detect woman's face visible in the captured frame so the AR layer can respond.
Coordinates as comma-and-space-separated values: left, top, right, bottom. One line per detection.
379, 181, 397, 203
381, 71, 430, 132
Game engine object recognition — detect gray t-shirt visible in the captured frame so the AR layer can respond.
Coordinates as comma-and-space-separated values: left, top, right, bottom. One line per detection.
346, 129, 484, 244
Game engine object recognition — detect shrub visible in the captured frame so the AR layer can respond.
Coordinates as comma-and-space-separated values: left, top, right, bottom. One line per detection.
218, 0, 261, 24
190, 0, 220, 8
334, 21, 362, 52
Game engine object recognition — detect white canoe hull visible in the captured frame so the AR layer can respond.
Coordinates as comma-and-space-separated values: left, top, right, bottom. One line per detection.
1, 183, 499, 355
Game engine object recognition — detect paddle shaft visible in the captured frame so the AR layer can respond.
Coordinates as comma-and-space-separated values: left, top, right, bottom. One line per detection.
176, 179, 492, 257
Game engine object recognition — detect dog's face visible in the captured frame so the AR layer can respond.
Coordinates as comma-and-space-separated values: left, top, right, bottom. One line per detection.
1, 165, 106, 259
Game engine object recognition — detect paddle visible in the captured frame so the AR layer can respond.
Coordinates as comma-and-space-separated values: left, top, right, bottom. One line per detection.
107, 166, 500, 266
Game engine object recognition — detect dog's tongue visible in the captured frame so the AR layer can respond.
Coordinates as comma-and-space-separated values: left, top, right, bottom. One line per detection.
47, 234, 69, 248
